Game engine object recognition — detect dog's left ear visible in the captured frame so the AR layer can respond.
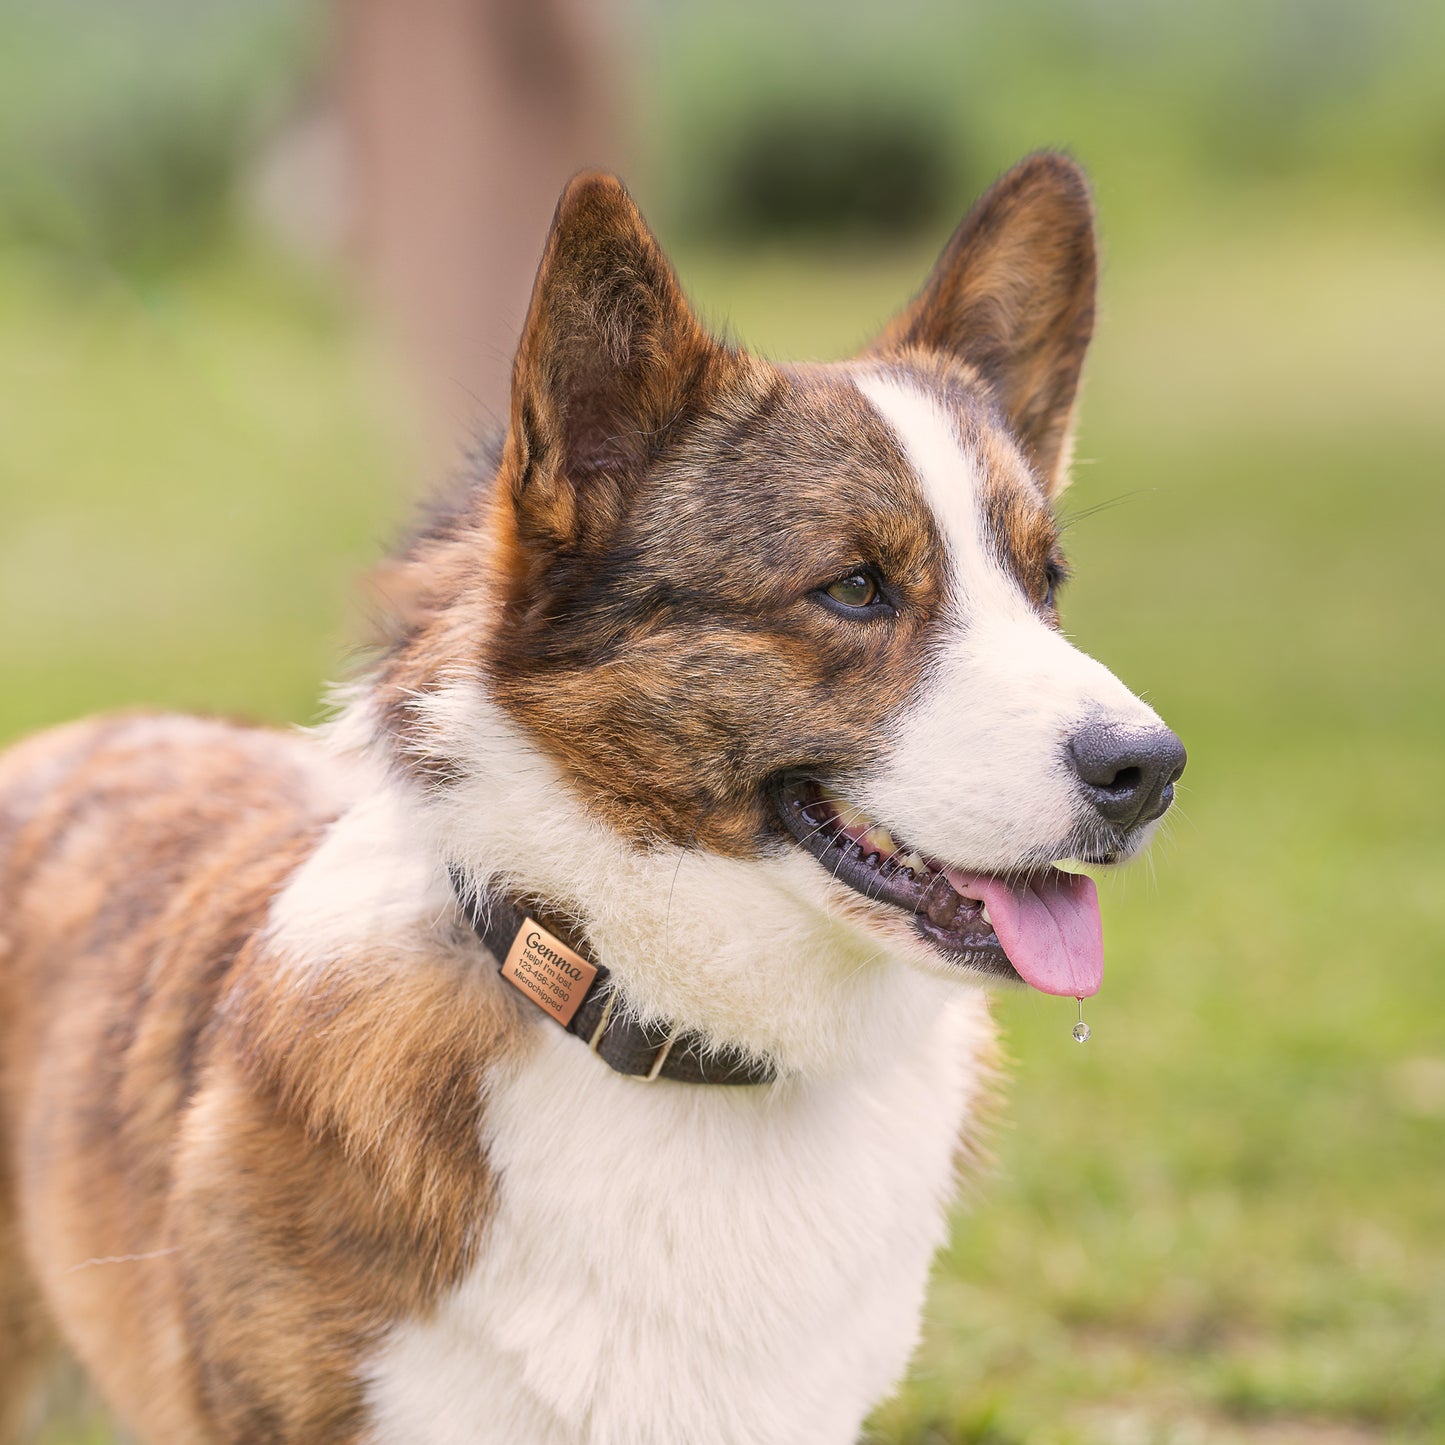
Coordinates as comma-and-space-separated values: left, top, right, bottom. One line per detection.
506, 173, 721, 555
872, 153, 1097, 496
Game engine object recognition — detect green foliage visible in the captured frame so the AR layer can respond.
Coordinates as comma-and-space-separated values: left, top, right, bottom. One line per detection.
6, 0, 1445, 263
701, 101, 955, 241
0, 0, 315, 274
638, 0, 1445, 240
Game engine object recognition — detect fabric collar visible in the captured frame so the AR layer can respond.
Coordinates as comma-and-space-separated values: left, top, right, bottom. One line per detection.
449, 868, 776, 1086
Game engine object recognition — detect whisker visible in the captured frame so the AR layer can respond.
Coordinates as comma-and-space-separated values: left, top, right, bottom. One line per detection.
664, 827, 699, 961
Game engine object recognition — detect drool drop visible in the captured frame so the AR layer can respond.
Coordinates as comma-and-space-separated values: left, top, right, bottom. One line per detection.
1072, 997, 1091, 1044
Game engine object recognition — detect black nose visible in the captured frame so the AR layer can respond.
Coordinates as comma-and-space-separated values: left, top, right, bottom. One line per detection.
1067, 721, 1186, 829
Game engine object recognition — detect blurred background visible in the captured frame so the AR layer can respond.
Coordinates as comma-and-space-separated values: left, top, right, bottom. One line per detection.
2, 1, 1442, 1441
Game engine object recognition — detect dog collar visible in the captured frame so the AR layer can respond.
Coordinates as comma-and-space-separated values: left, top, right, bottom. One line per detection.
449, 869, 775, 1086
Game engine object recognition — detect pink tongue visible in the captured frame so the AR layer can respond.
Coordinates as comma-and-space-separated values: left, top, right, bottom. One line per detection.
944, 867, 1103, 997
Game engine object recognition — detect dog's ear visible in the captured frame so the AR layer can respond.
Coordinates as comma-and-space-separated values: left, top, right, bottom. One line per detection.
506, 173, 720, 554
872, 153, 1097, 496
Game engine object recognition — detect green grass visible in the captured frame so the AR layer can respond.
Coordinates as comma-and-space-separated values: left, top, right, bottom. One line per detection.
0, 245, 413, 735
5, 202, 1444, 1444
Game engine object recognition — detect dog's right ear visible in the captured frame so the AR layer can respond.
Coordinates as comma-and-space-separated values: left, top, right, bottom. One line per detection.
505, 174, 720, 556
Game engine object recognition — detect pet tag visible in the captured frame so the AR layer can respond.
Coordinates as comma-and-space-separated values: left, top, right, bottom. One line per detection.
1072, 997, 1091, 1044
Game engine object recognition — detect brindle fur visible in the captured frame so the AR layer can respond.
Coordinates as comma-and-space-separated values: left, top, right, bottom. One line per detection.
372, 167, 1085, 856
0, 717, 513, 1438
0, 155, 1097, 1442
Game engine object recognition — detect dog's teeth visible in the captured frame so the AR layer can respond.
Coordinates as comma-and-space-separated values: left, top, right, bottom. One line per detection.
980, 903, 993, 928
816, 785, 873, 834
897, 850, 925, 874
859, 824, 896, 857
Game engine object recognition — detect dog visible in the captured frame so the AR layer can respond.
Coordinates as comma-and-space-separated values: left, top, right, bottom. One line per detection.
0, 153, 1184, 1444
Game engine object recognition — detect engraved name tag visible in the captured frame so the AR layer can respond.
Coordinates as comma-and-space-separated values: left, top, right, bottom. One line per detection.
500, 918, 597, 1026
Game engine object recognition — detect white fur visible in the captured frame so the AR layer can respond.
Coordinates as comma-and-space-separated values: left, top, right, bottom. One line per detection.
852, 373, 1165, 868
362, 984, 988, 1445
266, 771, 453, 971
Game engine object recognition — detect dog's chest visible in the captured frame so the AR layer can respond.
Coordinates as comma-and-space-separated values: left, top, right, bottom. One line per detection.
359, 993, 987, 1445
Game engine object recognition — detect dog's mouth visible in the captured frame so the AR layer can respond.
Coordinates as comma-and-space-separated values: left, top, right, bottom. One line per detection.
773, 777, 1103, 997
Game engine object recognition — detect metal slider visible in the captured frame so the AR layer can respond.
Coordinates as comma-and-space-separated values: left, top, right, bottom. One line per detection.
587, 993, 617, 1052
643, 1027, 679, 1083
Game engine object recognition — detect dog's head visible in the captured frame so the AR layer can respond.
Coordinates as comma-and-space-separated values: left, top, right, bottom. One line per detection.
387, 155, 1183, 1005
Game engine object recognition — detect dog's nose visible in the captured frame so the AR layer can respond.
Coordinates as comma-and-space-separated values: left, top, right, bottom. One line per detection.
1067, 721, 1186, 829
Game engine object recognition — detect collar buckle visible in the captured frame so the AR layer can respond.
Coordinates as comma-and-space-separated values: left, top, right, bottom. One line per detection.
642, 1026, 679, 1083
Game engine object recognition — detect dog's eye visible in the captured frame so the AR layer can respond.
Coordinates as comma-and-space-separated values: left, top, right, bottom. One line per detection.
1043, 560, 1067, 610
824, 573, 878, 609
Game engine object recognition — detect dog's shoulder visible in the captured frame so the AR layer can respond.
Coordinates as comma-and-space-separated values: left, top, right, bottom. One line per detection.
0, 710, 519, 1438
0, 713, 341, 995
